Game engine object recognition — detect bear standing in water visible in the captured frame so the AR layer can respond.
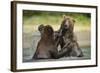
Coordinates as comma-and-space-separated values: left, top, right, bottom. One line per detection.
33, 25, 72, 59
57, 16, 83, 57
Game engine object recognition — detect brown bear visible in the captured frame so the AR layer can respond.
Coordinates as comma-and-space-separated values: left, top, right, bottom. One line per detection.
57, 15, 83, 57
33, 25, 72, 59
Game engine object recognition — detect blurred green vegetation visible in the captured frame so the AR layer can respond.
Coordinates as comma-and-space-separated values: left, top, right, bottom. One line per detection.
23, 10, 91, 26
23, 10, 91, 32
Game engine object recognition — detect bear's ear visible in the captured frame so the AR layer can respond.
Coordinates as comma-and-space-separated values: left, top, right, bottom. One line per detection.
63, 15, 67, 19
73, 19, 75, 23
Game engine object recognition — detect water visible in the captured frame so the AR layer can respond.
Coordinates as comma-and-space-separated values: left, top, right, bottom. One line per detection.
23, 47, 91, 62
22, 32, 91, 62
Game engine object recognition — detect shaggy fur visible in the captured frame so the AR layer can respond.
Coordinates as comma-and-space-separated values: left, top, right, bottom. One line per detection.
57, 16, 83, 57
33, 25, 72, 59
